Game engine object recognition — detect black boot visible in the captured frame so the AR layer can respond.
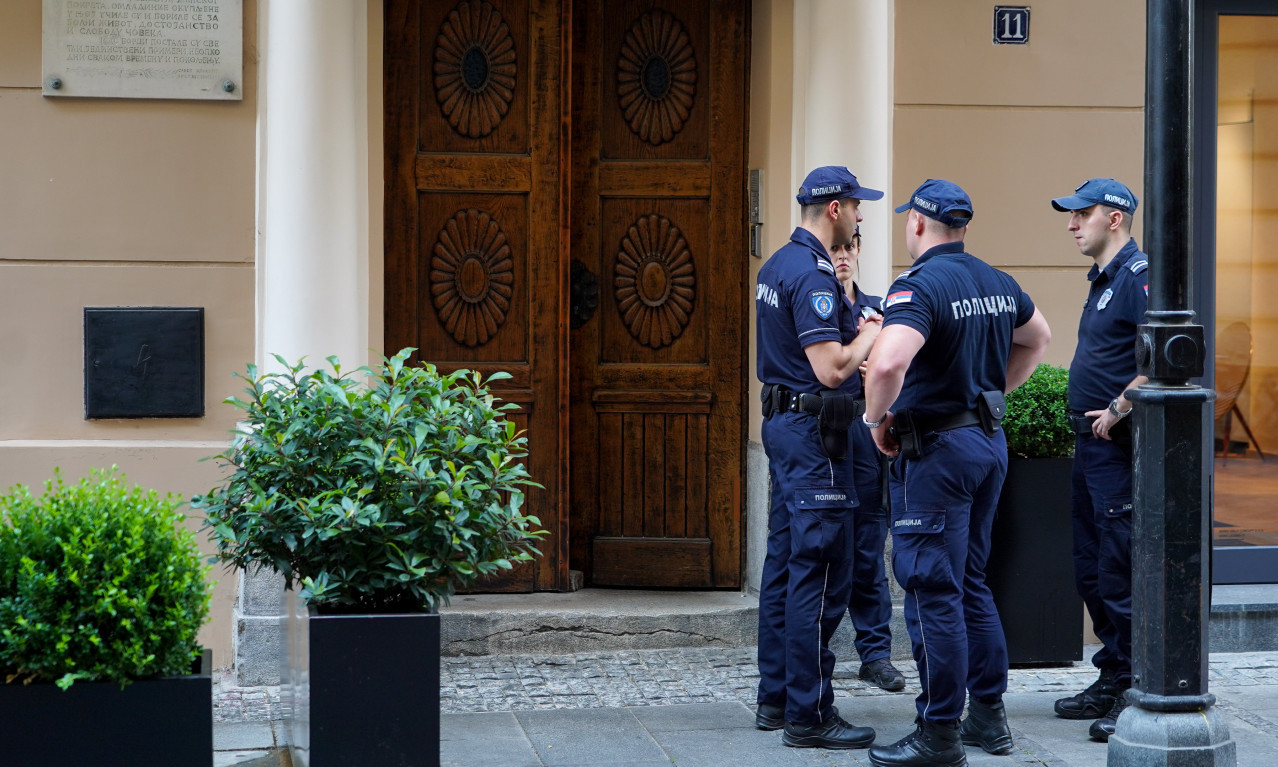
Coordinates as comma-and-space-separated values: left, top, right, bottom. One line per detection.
781, 711, 875, 749
959, 698, 1014, 755
755, 702, 784, 730
868, 718, 967, 767
1088, 691, 1131, 742
1054, 668, 1120, 720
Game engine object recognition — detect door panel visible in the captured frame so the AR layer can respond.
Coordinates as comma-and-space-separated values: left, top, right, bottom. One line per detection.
385, 0, 746, 590
385, 0, 567, 591
570, 0, 747, 588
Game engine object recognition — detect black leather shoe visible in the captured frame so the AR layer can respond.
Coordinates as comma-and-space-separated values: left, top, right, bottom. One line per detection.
959, 698, 1014, 755
755, 703, 784, 730
781, 713, 875, 749
1089, 692, 1131, 742
859, 658, 907, 692
1054, 668, 1121, 720
868, 719, 966, 767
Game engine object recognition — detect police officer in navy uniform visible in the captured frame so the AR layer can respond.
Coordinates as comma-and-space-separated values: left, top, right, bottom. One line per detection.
831, 228, 907, 693
755, 166, 884, 749
1048, 178, 1148, 742
862, 180, 1051, 767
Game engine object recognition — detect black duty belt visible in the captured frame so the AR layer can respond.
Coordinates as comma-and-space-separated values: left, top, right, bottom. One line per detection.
761, 384, 865, 419
1068, 412, 1130, 437
1068, 414, 1096, 435
915, 409, 982, 434
776, 390, 824, 416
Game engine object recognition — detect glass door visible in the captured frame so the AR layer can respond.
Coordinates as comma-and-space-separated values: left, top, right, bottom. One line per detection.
1200, 2, 1278, 582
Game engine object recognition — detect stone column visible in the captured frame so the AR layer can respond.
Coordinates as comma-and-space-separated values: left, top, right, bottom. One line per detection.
799, 0, 894, 295
235, 0, 371, 686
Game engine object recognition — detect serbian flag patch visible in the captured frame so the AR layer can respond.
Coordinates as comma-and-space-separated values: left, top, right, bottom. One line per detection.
885, 291, 913, 308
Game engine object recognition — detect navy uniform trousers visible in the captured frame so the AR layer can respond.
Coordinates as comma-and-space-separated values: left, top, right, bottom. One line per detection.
849, 424, 893, 663
889, 426, 1009, 723
1071, 431, 1133, 685
757, 410, 857, 726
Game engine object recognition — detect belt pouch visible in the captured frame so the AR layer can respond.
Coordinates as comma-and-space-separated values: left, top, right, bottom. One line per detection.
893, 408, 922, 460
817, 391, 855, 460
976, 390, 1007, 437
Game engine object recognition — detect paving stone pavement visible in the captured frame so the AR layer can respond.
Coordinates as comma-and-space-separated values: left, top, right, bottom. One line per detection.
211, 646, 1278, 721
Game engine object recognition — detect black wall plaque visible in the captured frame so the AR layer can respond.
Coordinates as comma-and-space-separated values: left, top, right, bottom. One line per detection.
84, 307, 205, 419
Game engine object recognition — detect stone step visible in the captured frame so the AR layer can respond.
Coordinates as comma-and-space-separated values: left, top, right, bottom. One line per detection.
234, 583, 1278, 684
439, 588, 914, 661
439, 585, 1278, 659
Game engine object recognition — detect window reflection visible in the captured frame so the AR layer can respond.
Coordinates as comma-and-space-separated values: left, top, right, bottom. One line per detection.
1214, 15, 1278, 547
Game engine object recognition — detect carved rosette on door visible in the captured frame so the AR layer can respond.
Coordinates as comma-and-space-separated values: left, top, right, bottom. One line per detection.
429, 209, 515, 347
616, 8, 697, 146
434, 0, 517, 139
614, 213, 695, 350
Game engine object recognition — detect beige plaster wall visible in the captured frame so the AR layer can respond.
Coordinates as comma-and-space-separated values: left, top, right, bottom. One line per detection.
894, 0, 1146, 368
0, 1, 261, 668
748, 0, 796, 444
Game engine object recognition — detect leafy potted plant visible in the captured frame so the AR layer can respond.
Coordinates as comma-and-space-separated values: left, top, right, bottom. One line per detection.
0, 469, 213, 767
194, 349, 545, 767
990, 363, 1083, 664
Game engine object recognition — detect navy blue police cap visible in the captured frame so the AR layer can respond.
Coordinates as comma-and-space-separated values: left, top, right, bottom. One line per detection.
795, 166, 884, 205
894, 179, 973, 228
1051, 178, 1138, 214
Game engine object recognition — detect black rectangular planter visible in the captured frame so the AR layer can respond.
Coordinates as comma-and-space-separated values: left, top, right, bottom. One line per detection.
0, 651, 212, 767
989, 457, 1084, 665
287, 598, 441, 767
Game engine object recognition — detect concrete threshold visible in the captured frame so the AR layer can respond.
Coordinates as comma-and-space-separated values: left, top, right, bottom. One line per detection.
441, 584, 1278, 658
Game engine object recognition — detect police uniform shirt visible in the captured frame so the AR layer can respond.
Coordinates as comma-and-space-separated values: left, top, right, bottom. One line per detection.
881, 242, 1036, 418
756, 228, 860, 392
1068, 238, 1148, 413
843, 285, 883, 480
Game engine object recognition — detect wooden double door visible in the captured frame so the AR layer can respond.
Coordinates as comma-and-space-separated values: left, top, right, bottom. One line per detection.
384, 0, 748, 591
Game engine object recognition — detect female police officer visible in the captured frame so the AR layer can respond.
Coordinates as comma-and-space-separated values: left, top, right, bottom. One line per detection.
755, 166, 884, 749
831, 227, 907, 693
862, 179, 1051, 767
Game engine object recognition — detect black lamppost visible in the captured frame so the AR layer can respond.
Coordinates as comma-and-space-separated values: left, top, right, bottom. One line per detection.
1108, 1, 1236, 764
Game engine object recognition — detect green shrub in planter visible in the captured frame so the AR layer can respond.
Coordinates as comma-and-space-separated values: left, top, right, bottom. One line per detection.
0, 469, 211, 689
1004, 363, 1073, 459
194, 349, 546, 613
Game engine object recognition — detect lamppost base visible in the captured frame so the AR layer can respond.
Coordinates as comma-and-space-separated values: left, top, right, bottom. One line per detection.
1108, 703, 1236, 767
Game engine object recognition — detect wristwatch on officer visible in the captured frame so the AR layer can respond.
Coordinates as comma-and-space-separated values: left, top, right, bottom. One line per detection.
863, 413, 886, 428
1108, 398, 1132, 419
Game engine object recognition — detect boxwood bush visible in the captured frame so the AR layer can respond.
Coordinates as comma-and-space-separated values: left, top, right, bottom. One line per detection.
1004, 363, 1074, 459
0, 469, 211, 689
194, 349, 545, 613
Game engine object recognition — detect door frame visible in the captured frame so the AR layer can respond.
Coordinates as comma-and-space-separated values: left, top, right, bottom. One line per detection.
1193, 0, 1278, 584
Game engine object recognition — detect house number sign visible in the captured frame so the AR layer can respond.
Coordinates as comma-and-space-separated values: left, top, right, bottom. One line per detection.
993, 6, 1030, 45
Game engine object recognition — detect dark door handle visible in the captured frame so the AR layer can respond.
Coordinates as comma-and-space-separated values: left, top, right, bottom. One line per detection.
570, 259, 599, 329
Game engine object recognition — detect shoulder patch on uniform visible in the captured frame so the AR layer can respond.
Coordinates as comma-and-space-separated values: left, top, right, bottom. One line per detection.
885, 291, 913, 309
809, 289, 836, 320
1129, 259, 1148, 274
816, 258, 835, 274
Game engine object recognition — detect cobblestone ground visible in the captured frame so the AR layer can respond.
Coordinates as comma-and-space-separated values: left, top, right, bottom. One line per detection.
212, 648, 1278, 721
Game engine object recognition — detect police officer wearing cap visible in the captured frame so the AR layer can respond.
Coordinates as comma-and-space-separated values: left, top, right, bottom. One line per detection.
1048, 178, 1148, 743
831, 228, 907, 693
755, 166, 884, 749
862, 180, 1051, 767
